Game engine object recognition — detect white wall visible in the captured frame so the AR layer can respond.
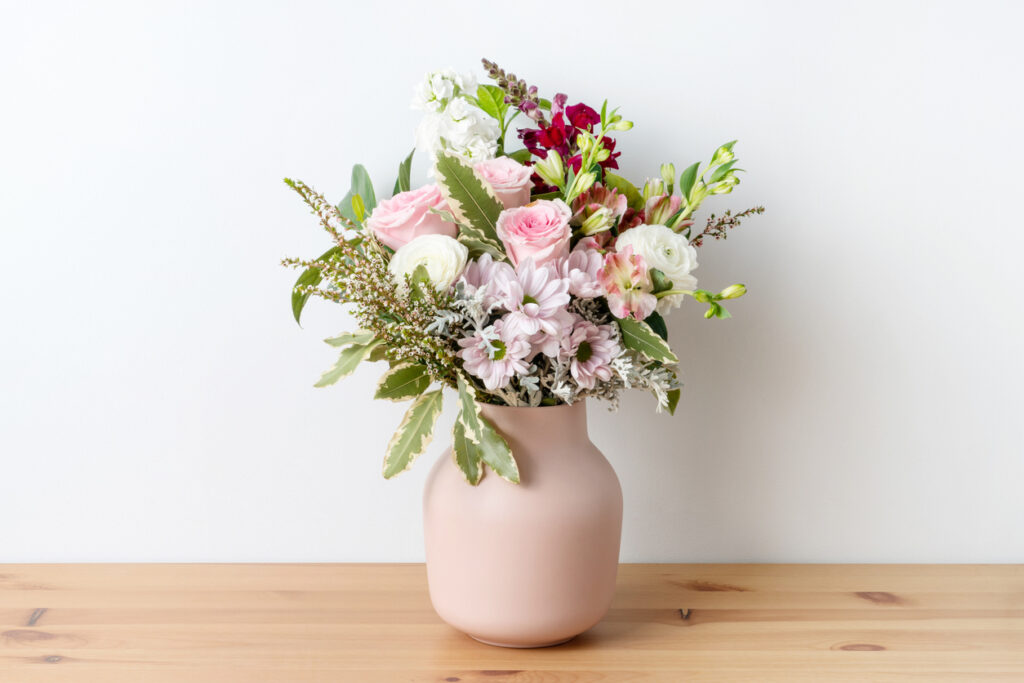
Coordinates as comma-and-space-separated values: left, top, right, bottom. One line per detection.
2, 0, 1022, 563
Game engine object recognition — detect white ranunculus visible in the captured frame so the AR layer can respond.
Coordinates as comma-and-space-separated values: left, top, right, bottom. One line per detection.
388, 234, 469, 292
614, 224, 699, 313
415, 97, 499, 168
411, 69, 476, 112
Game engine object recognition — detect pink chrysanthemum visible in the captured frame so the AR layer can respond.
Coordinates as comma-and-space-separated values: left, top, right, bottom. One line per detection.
560, 243, 605, 299
560, 316, 620, 390
456, 316, 533, 391
458, 252, 515, 310
599, 246, 657, 321
493, 258, 571, 339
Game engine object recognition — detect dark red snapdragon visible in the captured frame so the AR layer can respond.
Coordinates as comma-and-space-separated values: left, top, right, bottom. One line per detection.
517, 94, 621, 191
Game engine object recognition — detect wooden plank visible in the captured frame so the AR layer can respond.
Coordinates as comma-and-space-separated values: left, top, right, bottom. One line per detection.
1, 564, 1022, 681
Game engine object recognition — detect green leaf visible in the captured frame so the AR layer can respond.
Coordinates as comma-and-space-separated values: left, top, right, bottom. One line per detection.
603, 172, 643, 211
530, 191, 560, 201
644, 311, 669, 341
708, 160, 739, 184
679, 162, 701, 199
351, 193, 367, 223
476, 85, 506, 120
291, 245, 341, 325
324, 330, 375, 347
452, 417, 483, 485
505, 148, 533, 163
617, 318, 679, 364
374, 363, 431, 402
455, 375, 519, 483
434, 153, 506, 259
382, 390, 444, 479
314, 339, 382, 388
667, 388, 681, 415
392, 149, 414, 195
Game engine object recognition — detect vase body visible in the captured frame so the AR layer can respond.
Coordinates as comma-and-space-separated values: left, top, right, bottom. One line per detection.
422, 400, 622, 648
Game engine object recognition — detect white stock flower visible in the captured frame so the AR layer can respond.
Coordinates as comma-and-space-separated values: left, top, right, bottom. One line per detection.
388, 234, 469, 292
614, 224, 699, 313
412, 69, 476, 112
415, 97, 499, 168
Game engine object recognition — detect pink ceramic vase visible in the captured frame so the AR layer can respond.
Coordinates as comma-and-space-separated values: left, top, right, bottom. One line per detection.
423, 400, 623, 648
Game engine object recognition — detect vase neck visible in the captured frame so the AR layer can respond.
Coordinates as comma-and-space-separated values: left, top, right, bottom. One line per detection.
478, 401, 589, 453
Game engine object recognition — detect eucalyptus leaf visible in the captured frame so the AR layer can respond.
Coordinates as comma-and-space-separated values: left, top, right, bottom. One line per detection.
382, 390, 444, 479
617, 318, 679, 364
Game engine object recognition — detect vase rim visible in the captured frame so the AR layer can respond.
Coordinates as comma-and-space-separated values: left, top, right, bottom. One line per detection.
479, 399, 586, 413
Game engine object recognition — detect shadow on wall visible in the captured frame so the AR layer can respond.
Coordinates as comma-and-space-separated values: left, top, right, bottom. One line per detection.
588, 247, 850, 562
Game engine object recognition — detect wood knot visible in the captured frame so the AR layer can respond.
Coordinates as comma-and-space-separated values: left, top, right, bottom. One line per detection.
837, 643, 886, 651
679, 579, 750, 592
45, 655, 63, 663
679, 608, 691, 620
855, 591, 903, 605
3, 629, 56, 643
27, 608, 48, 626
444, 678, 460, 682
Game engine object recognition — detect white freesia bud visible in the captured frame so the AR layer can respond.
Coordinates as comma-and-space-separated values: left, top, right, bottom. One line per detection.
534, 151, 565, 188
711, 172, 739, 194
718, 283, 747, 299
388, 234, 468, 291
660, 163, 676, 189
580, 206, 614, 235
574, 171, 597, 195
642, 178, 666, 202
711, 142, 736, 166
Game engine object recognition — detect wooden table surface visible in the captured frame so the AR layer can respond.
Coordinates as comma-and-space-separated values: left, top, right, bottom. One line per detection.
1, 564, 1022, 682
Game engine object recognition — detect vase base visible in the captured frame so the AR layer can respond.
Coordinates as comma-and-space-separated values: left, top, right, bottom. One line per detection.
470, 634, 576, 649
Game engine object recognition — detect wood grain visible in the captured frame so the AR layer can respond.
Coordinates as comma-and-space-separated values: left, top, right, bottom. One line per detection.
1, 564, 1022, 682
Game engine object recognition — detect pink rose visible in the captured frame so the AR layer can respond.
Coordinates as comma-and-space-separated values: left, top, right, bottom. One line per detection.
474, 157, 533, 209
495, 199, 572, 267
366, 184, 456, 251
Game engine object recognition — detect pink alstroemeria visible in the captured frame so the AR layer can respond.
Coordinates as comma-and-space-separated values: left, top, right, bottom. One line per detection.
456, 317, 533, 391
599, 246, 657, 321
494, 259, 571, 339
559, 316, 620, 390
644, 194, 683, 225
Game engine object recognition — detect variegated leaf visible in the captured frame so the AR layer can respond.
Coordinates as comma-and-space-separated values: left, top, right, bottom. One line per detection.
374, 363, 431, 402
451, 415, 483, 485
434, 153, 506, 259
617, 318, 679, 364
314, 338, 382, 388
455, 375, 519, 484
382, 390, 444, 479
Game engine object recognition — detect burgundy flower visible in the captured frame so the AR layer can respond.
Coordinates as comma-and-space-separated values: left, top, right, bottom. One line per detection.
517, 94, 621, 191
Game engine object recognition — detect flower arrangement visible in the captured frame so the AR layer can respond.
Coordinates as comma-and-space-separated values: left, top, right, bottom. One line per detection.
284, 59, 763, 485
